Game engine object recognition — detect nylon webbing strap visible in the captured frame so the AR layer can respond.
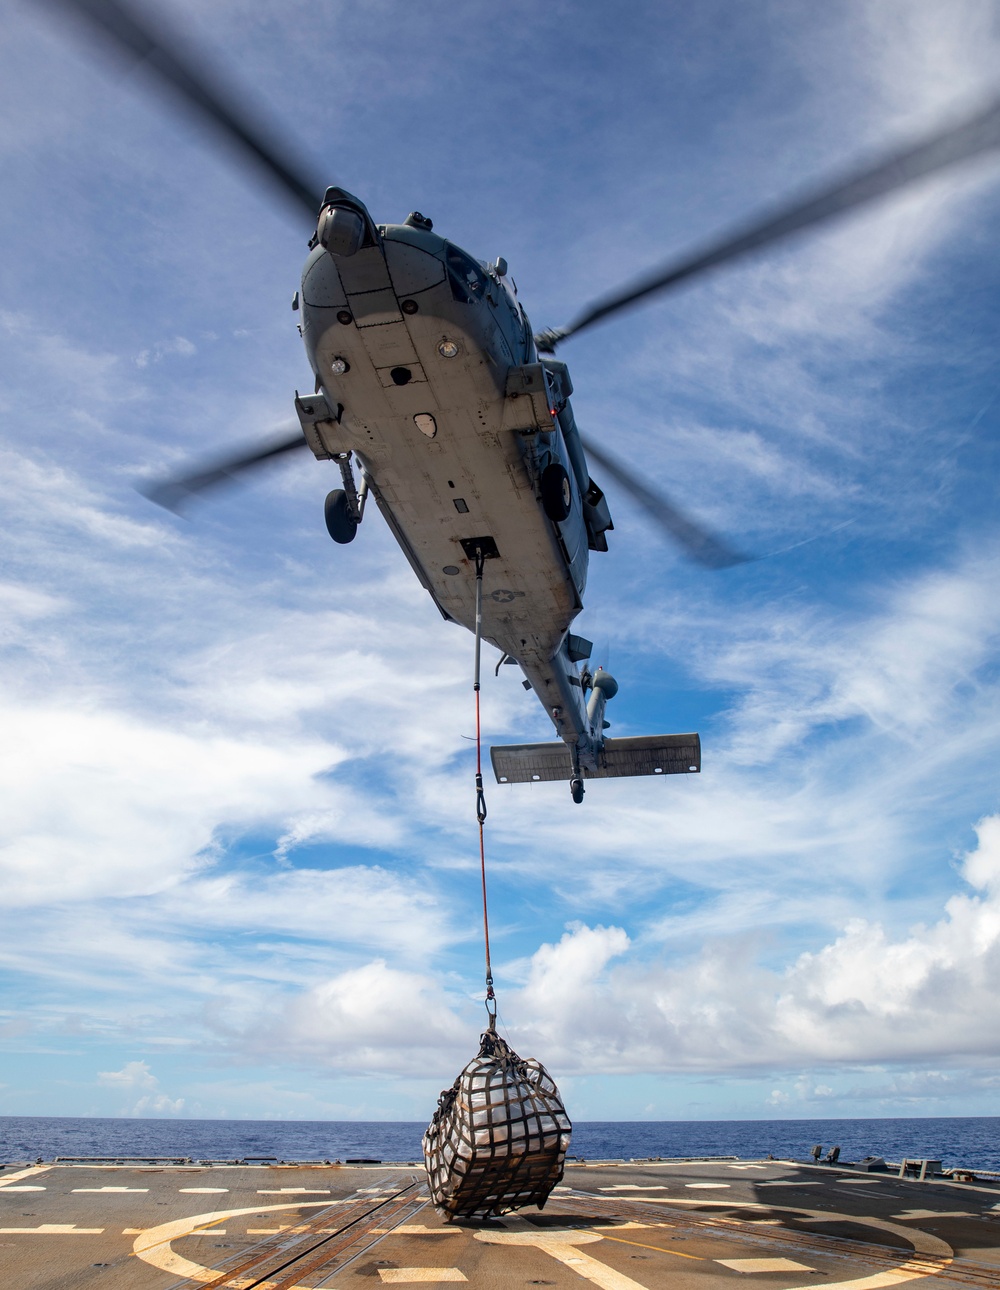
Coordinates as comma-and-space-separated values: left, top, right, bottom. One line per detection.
473, 547, 495, 1024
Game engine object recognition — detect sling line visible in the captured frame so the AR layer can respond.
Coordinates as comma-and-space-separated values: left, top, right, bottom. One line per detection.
472, 546, 496, 1026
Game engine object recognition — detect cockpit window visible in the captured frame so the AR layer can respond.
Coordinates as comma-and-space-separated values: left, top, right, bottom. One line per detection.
445, 245, 487, 303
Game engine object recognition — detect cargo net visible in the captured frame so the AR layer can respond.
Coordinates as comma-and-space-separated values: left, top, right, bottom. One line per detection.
423, 1026, 572, 1219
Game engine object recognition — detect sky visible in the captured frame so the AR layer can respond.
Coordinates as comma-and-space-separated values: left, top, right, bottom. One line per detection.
2, 0, 1000, 1124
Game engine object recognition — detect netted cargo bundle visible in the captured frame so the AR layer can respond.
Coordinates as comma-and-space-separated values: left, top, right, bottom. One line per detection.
423, 1026, 572, 1219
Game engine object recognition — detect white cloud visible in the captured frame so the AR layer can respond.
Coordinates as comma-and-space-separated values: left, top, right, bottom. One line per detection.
250, 961, 470, 1073
704, 541, 1000, 763
0, 581, 66, 629
131, 1092, 186, 1115
135, 336, 197, 368
0, 697, 345, 905
158, 866, 458, 957
574, 0, 1000, 561
98, 1059, 157, 1088
0, 451, 168, 553
0, 311, 139, 409
501, 812, 1000, 1075
852, 0, 1000, 123
774, 814, 1000, 1061
98, 1060, 185, 1116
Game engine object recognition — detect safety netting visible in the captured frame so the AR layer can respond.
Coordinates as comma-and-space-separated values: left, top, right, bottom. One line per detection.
423, 1026, 572, 1219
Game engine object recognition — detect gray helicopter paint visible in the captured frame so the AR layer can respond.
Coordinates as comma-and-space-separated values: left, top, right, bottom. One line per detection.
296, 197, 603, 756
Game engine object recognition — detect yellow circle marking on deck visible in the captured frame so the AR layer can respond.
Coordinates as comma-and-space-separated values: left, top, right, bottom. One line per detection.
134, 1196, 956, 1290
132, 1200, 335, 1287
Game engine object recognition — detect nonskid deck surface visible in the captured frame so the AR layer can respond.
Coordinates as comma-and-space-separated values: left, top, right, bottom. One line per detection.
3, 1158, 1000, 1289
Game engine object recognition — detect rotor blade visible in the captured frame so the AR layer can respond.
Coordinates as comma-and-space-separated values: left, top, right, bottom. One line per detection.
139, 427, 309, 512
580, 433, 748, 569
45, 0, 323, 220
540, 93, 1000, 348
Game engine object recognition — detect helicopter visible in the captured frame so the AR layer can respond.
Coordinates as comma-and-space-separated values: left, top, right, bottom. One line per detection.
49, 0, 1000, 804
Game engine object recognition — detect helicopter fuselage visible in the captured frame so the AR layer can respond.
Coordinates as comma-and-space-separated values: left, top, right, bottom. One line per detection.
295, 189, 613, 762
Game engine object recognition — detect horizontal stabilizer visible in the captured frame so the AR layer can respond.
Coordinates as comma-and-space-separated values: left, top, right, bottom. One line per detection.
491, 734, 700, 784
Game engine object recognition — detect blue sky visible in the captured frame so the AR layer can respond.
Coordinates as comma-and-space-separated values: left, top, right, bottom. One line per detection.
3, 0, 1000, 1123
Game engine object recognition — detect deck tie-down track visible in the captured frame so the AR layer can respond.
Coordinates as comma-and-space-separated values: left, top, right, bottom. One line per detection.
557, 1189, 1000, 1289
163, 1180, 426, 1290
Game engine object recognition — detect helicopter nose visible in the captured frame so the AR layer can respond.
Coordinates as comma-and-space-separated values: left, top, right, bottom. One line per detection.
316, 205, 365, 257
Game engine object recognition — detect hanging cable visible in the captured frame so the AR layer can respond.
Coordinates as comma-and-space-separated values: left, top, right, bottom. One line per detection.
472, 546, 495, 1028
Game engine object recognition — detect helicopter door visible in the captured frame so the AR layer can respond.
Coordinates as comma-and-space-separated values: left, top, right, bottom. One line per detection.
548, 439, 588, 595
558, 484, 588, 596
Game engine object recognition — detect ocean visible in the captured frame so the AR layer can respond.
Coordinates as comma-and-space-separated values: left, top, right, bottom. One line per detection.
1, 1116, 997, 1171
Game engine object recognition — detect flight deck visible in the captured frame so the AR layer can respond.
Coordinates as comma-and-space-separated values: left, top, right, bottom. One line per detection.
3, 1156, 1000, 1289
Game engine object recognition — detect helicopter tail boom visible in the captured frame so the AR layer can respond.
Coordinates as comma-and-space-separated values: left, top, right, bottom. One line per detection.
491, 733, 701, 786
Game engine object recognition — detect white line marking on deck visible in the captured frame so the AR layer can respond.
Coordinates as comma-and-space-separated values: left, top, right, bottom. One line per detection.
0, 1166, 51, 1188
179, 1188, 230, 1194
728, 1165, 768, 1170
891, 1210, 974, 1220
257, 1188, 331, 1194
627, 1197, 742, 1205
685, 1182, 730, 1188
477, 1227, 651, 1290
0, 1224, 105, 1234
377, 1225, 459, 1235
72, 1186, 148, 1193
378, 1271, 467, 1283
717, 1257, 815, 1273
599, 1185, 669, 1191
0, 1186, 46, 1191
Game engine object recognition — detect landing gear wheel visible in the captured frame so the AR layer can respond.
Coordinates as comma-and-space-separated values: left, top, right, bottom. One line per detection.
540, 463, 572, 522
571, 777, 585, 804
324, 489, 358, 544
